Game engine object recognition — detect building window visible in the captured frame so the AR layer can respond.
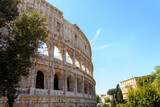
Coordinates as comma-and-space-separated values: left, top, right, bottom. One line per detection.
67, 77, 70, 91
54, 74, 59, 90
38, 40, 48, 56
36, 71, 44, 89
57, 22, 61, 33
75, 35, 77, 41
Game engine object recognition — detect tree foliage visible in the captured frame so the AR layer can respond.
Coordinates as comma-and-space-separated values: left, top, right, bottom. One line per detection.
0, 0, 20, 27
120, 66, 160, 107
115, 84, 123, 104
125, 85, 160, 107
96, 94, 100, 103
0, 1, 48, 107
107, 88, 116, 96
104, 96, 110, 103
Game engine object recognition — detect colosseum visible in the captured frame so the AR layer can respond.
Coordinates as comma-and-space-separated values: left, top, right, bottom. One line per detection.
0, 0, 96, 107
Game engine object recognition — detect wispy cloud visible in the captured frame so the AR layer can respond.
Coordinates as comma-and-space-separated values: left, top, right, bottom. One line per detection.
90, 28, 101, 43
93, 44, 110, 52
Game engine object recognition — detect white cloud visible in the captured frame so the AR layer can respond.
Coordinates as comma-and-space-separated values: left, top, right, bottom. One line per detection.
90, 28, 101, 43
93, 44, 110, 52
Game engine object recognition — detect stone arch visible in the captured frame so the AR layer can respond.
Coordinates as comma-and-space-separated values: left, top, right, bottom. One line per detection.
84, 80, 88, 94
89, 83, 92, 95
86, 62, 89, 74
54, 44, 62, 60
66, 48, 73, 64
75, 54, 80, 68
54, 74, 59, 90
77, 77, 82, 93
67, 75, 74, 91
36, 70, 44, 89
81, 58, 85, 71
38, 40, 49, 56
54, 72, 63, 90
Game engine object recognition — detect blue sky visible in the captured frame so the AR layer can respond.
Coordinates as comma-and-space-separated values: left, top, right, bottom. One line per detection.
46, 0, 160, 94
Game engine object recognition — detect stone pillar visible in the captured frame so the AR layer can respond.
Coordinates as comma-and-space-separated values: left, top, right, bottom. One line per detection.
50, 70, 54, 90
93, 85, 96, 99
50, 43, 54, 58
44, 74, 48, 89
48, 43, 52, 57
82, 76, 84, 97
29, 68, 36, 95
63, 72, 67, 95
74, 74, 77, 96
87, 80, 89, 97
72, 50, 75, 67
84, 60, 87, 73
62, 45, 66, 63
79, 55, 82, 70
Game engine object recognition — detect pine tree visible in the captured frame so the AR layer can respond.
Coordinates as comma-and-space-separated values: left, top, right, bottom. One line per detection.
115, 84, 123, 103
0, 0, 48, 107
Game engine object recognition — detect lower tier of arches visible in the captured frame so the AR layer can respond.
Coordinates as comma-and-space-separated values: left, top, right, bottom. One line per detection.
0, 95, 97, 107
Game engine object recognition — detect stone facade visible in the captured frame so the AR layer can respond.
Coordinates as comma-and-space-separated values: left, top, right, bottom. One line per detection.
0, 0, 96, 107
120, 77, 139, 99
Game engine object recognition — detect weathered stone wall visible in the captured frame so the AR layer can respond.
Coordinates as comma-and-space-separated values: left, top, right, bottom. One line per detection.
0, 0, 96, 107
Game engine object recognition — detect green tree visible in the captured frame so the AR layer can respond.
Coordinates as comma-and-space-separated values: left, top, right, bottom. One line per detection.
102, 104, 109, 107
154, 65, 160, 75
104, 96, 110, 103
111, 98, 117, 107
107, 88, 116, 97
115, 84, 123, 103
122, 66, 160, 107
96, 94, 100, 103
126, 85, 160, 107
0, 1, 48, 107
0, 0, 20, 27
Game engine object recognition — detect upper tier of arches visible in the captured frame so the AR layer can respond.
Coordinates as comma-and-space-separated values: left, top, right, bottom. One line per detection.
20, 0, 92, 60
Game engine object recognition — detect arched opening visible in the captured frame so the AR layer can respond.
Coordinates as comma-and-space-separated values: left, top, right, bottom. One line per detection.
67, 76, 74, 92
38, 40, 48, 56
89, 83, 92, 95
81, 58, 85, 71
54, 73, 63, 90
84, 80, 88, 94
67, 77, 70, 91
54, 45, 62, 60
86, 62, 89, 74
77, 77, 82, 93
54, 74, 59, 90
66, 49, 73, 64
75, 54, 80, 68
36, 70, 44, 89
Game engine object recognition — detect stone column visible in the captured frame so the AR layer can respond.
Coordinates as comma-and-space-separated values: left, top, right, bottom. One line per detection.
50, 43, 54, 58
74, 74, 77, 96
29, 68, 36, 95
48, 43, 52, 57
93, 85, 96, 99
44, 74, 48, 89
84, 60, 87, 73
72, 50, 75, 67
82, 76, 84, 97
63, 72, 67, 95
79, 55, 82, 70
62, 45, 66, 63
50, 70, 54, 90
87, 80, 89, 97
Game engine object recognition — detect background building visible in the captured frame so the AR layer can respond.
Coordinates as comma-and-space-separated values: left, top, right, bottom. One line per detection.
120, 77, 139, 99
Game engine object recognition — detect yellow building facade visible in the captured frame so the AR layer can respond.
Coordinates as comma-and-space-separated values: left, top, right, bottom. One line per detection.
120, 77, 139, 99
